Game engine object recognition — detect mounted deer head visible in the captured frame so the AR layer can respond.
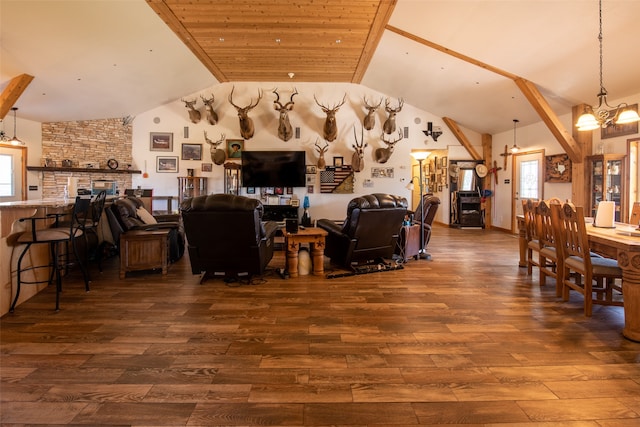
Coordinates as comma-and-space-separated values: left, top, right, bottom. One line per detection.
351, 125, 367, 172
314, 138, 329, 169
375, 129, 403, 163
181, 98, 201, 124
382, 97, 404, 134
363, 96, 383, 130
204, 131, 226, 165
314, 93, 346, 142
228, 86, 263, 139
273, 87, 298, 141
200, 94, 218, 125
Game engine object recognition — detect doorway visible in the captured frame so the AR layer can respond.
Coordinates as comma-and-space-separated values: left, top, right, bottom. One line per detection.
512, 149, 544, 232
0, 145, 27, 202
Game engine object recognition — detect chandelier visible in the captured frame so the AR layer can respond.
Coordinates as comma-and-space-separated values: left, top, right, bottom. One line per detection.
576, 0, 640, 131
0, 107, 25, 146
510, 119, 520, 153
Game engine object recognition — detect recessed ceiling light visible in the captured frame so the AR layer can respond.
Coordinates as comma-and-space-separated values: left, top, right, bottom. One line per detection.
275, 38, 281, 43
219, 37, 224, 42
336, 39, 341, 44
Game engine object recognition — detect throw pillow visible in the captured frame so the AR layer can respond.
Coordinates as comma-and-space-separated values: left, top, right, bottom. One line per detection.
136, 207, 157, 224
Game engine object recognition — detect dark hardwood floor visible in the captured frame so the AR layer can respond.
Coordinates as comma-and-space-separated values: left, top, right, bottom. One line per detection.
2, 225, 639, 426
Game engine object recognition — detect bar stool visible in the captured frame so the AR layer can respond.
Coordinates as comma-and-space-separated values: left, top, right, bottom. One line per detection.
11, 196, 91, 312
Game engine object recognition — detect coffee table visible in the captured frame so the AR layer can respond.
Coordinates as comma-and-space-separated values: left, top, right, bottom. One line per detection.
284, 227, 328, 277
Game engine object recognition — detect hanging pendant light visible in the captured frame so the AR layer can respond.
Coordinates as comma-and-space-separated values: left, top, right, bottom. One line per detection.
8, 107, 25, 146
576, 0, 640, 131
510, 119, 520, 153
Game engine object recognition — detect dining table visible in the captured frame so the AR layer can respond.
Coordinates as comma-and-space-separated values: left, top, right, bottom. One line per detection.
517, 216, 640, 342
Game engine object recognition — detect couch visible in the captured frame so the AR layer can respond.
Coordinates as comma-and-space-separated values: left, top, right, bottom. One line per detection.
106, 196, 185, 263
317, 193, 408, 268
180, 194, 279, 280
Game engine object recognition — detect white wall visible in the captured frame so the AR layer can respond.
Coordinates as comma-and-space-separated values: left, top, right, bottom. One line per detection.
489, 91, 640, 230
131, 82, 464, 223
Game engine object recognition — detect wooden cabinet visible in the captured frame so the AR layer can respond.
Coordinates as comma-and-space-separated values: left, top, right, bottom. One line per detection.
454, 191, 484, 228
178, 176, 207, 203
119, 229, 169, 279
224, 162, 241, 195
587, 154, 627, 222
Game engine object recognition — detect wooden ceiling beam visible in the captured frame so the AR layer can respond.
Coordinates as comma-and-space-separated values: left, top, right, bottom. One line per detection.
514, 78, 582, 163
353, 0, 397, 83
0, 73, 34, 120
145, 0, 227, 82
443, 117, 482, 161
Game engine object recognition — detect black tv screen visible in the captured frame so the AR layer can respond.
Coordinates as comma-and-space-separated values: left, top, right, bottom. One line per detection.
241, 151, 306, 188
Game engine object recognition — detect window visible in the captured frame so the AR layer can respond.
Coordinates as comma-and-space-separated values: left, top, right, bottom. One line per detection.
519, 159, 540, 199
0, 154, 13, 197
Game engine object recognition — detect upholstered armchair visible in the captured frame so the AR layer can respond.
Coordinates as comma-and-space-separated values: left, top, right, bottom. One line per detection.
106, 196, 185, 263
180, 194, 279, 280
317, 193, 408, 268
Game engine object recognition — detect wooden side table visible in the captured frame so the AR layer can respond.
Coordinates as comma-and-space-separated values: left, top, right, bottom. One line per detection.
284, 227, 328, 277
120, 229, 170, 279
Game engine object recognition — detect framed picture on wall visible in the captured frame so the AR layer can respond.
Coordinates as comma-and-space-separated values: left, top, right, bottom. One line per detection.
601, 104, 638, 139
227, 139, 244, 158
150, 132, 173, 151
181, 143, 202, 160
156, 156, 178, 173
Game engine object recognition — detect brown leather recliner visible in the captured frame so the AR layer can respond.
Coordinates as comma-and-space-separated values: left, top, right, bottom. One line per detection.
317, 193, 408, 268
180, 194, 279, 280
396, 194, 440, 261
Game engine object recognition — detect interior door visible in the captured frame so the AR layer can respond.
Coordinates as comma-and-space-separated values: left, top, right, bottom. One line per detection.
512, 150, 544, 231
0, 145, 26, 202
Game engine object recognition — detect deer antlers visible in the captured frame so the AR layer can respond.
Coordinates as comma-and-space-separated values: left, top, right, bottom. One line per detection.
181, 98, 201, 124
351, 125, 367, 172
375, 129, 403, 164
314, 93, 346, 142
363, 96, 383, 130
382, 97, 404, 134
200, 94, 218, 125
273, 88, 298, 141
314, 138, 330, 169
228, 86, 263, 139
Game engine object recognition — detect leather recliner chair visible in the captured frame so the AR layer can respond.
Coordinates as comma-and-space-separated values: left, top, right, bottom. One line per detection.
106, 196, 185, 263
317, 193, 408, 268
396, 194, 440, 261
180, 194, 279, 280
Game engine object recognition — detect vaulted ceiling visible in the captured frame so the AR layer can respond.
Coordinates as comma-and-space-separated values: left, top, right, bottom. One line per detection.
2, 0, 640, 135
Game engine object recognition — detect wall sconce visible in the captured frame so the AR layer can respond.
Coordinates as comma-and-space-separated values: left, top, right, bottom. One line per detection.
422, 122, 443, 141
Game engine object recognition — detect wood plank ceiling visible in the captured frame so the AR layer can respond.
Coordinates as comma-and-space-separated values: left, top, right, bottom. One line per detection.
146, 0, 396, 83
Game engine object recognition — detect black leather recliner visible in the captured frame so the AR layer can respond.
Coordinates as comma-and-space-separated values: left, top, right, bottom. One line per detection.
106, 196, 185, 263
180, 194, 279, 280
317, 193, 408, 268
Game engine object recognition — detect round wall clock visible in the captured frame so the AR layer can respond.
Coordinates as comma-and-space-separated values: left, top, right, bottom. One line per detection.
107, 159, 119, 170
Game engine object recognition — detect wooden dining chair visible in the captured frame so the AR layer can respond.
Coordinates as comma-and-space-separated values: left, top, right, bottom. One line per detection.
536, 199, 562, 293
522, 199, 541, 275
630, 202, 640, 225
553, 202, 623, 316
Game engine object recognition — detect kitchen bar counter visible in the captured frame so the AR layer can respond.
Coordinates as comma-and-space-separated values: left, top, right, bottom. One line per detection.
0, 198, 73, 315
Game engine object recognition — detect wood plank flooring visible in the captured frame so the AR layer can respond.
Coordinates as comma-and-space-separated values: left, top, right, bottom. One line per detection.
2, 225, 639, 426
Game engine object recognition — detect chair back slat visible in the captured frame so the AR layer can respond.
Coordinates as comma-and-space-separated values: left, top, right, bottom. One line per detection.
630, 202, 640, 225
522, 199, 539, 242
536, 200, 558, 249
553, 202, 593, 271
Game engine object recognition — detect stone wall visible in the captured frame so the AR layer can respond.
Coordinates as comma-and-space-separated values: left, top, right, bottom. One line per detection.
40, 118, 133, 198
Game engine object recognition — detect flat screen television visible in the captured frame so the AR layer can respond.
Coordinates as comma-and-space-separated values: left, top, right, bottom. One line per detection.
241, 151, 306, 188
